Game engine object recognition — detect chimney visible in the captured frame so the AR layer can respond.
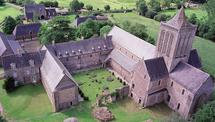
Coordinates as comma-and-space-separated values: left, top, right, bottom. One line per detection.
52, 40, 55, 46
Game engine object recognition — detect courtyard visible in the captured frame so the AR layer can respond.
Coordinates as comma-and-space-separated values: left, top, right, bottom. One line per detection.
0, 68, 171, 122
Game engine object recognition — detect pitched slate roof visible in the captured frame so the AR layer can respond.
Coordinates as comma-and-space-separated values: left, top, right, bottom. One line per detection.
13, 23, 41, 38
47, 36, 113, 57
188, 49, 202, 69
0, 32, 24, 56
108, 26, 155, 60
73, 16, 97, 26
165, 7, 196, 29
24, 4, 46, 20
106, 49, 138, 72
2, 51, 43, 70
40, 48, 77, 92
145, 57, 168, 81
170, 62, 210, 94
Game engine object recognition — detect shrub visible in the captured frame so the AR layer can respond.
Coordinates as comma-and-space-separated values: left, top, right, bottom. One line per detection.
39, 1, 59, 7
2, 77, 16, 93
104, 5, 110, 11
154, 14, 170, 22
86, 4, 93, 11
145, 10, 157, 19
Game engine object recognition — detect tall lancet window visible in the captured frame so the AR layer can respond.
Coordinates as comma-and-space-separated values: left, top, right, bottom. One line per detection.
158, 30, 165, 52
166, 33, 174, 57
162, 31, 170, 54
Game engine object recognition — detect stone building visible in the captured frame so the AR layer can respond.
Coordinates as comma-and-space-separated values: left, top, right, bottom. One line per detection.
0, 32, 24, 65
13, 23, 41, 41
24, 4, 57, 21
106, 7, 214, 119
2, 52, 42, 84
1, 7, 214, 119
45, 36, 113, 73
73, 15, 108, 27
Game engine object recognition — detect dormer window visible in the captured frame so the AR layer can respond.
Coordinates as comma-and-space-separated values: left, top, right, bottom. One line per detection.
65, 51, 69, 55
104, 45, 107, 49
29, 59, 35, 67
92, 47, 95, 51
10, 63, 16, 70
78, 49, 82, 53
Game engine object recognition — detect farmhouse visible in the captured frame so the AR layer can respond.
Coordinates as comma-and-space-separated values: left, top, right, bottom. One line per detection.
0, 7, 214, 119
13, 23, 41, 41
24, 4, 57, 20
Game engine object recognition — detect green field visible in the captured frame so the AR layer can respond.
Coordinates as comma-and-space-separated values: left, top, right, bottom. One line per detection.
160, 8, 208, 20
35, 0, 137, 9
0, 69, 171, 122
0, 5, 21, 24
109, 12, 215, 77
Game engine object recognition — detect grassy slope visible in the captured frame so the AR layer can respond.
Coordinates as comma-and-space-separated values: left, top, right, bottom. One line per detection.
0, 69, 171, 122
160, 8, 208, 19
109, 12, 215, 77
0, 5, 21, 23
35, 0, 137, 9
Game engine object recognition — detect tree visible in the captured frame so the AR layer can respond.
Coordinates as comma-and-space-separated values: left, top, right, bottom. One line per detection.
39, 16, 76, 44
70, 0, 84, 13
160, 0, 171, 9
0, 0, 5, 6
122, 21, 149, 42
145, 10, 157, 19
86, 5, 93, 11
104, 5, 110, 11
0, 115, 7, 122
76, 24, 93, 39
2, 77, 16, 93
204, 0, 215, 41
39, 1, 59, 7
188, 13, 197, 25
16, 0, 34, 5
148, 0, 161, 12
2, 16, 17, 34
15, 15, 23, 25
100, 25, 112, 36
193, 101, 215, 122
136, 0, 148, 16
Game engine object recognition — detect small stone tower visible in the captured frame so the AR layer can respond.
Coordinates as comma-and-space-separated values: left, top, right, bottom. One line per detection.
155, 7, 197, 72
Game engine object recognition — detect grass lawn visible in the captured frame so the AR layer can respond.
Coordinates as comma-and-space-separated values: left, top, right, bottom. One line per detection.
109, 12, 215, 77
160, 8, 208, 20
35, 0, 137, 9
0, 68, 171, 122
0, 5, 21, 24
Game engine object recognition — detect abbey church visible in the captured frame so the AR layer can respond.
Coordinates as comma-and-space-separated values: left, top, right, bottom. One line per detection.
0, 7, 213, 119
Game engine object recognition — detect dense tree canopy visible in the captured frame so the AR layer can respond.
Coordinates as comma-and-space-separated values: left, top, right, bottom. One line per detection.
76, 24, 94, 39
104, 5, 110, 11
16, 0, 34, 5
194, 101, 215, 122
148, 0, 161, 12
100, 25, 112, 37
136, 0, 148, 16
39, 1, 58, 7
2, 16, 17, 34
86, 4, 93, 11
122, 21, 154, 44
70, 0, 84, 13
0, 0, 5, 6
39, 16, 76, 44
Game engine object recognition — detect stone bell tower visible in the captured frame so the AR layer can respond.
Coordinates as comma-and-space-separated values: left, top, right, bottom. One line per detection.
155, 7, 197, 72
